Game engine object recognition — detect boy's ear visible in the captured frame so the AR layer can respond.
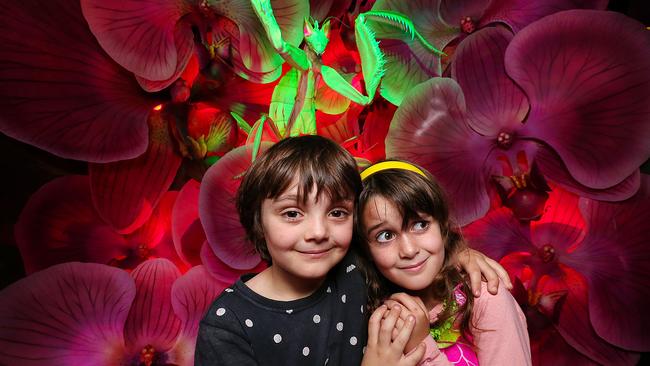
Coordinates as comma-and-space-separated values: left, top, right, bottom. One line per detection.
304, 18, 314, 36
322, 20, 331, 37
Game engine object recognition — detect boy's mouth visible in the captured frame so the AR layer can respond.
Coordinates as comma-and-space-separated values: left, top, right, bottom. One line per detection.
297, 248, 334, 258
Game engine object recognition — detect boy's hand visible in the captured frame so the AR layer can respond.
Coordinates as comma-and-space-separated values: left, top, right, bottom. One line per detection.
361, 305, 425, 366
383, 293, 429, 353
455, 248, 512, 296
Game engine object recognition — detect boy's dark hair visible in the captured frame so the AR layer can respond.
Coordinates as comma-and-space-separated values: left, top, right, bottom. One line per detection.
355, 160, 475, 341
236, 135, 361, 263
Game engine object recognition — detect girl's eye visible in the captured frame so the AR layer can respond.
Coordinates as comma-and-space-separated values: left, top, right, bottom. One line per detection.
330, 209, 349, 218
412, 220, 429, 232
375, 231, 395, 243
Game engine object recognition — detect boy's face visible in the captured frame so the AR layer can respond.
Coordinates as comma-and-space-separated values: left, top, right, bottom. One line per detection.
260, 178, 354, 282
362, 195, 445, 293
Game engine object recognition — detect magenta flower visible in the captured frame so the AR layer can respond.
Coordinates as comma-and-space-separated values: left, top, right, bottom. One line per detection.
80, 0, 308, 88
15, 175, 186, 273
199, 143, 273, 269
0, 0, 158, 163
172, 179, 267, 281
0, 259, 227, 366
463, 183, 650, 363
368, 0, 607, 105
387, 10, 650, 225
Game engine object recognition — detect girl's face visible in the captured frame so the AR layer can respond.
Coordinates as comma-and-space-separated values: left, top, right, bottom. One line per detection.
362, 195, 445, 293
260, 177, 354, 284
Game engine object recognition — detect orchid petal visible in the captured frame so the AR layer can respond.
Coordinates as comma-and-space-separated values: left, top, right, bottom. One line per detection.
545, 267, 640, 365
0, 262, 134, 366
378, 38, 442, 106
452, 27, 528, 135
125, 191, 187, 271
309, 0, 354, 22
169, 265, 228, 365
89, 111, 182, 234
213, 0, 309, 73
439, 0, 490, 28
480, 0, 608, 33
510, 10, 650, 189
200, 144, 272, 269
81, 0, 189, 81
566, 197, 650, 350
530, 324, 600, 366
463, 207, 534, 260
536, 147, 641, 201
0, 0, 154, 163
361, 102, 396, 163
124, 259, 182, 355
15, 176, 129, 274
172, 180, 206, 266
209, 17, 284, 84
315, 74, 353, 115
200, 242, 267, 284
531, 187, 585, 253
386, 77, 493, 225
135, 25, 195, 92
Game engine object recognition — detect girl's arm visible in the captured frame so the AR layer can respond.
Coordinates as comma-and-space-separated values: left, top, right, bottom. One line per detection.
473, 282, 532, 366
455, 248, 512, 297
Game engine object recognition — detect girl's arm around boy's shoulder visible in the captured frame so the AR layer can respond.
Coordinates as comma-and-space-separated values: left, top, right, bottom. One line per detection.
473, 281, 531, 366
194, 300, 258, 366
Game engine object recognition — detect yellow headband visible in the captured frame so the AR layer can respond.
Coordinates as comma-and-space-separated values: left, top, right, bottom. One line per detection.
360, 161, 427, 181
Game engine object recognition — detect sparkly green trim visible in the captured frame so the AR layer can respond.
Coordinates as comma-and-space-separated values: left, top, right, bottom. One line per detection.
429, 299, 461, 349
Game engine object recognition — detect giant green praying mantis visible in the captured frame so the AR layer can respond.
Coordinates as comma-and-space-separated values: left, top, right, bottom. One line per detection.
246, 0, 445, 143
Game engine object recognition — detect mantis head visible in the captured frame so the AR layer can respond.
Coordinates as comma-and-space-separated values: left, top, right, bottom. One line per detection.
303, 18, 330, 55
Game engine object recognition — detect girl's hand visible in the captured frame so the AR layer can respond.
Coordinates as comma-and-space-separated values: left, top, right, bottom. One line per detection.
455, 248, 512, 296
384, 293, 430, 353
362, 305, 426, 366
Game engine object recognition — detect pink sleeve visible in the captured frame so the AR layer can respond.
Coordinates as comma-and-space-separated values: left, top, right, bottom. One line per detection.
473, 282, 531, 366
417, 335, 453, 366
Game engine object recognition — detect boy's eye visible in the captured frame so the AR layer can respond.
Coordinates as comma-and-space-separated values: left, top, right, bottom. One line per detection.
375, 231, 395, 243
282, 210, 302, 219
412, 220, 429, 232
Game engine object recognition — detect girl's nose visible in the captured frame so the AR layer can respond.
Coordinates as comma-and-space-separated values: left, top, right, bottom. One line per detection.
399, 235, 419, 258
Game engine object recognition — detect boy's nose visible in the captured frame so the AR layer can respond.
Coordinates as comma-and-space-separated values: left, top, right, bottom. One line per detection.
305, 215, 329, 242
399, 235, 419, 258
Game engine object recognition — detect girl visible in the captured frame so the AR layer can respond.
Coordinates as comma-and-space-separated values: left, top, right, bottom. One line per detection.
357, 160, 531, 365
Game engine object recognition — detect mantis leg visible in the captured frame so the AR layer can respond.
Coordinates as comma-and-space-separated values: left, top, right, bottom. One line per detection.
320, 65, 370, 106
250, 0, 310, 71
354, 10, 445, 102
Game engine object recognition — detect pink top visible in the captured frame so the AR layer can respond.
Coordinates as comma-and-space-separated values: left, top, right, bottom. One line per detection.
418, 282, 531, 366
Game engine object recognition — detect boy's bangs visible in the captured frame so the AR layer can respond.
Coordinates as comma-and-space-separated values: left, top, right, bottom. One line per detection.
295, 166, 355, 204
